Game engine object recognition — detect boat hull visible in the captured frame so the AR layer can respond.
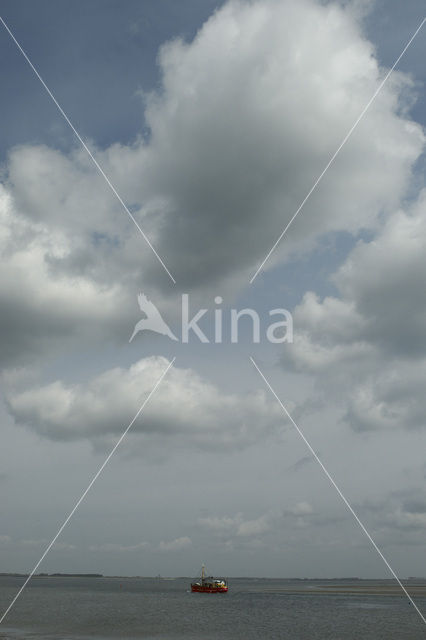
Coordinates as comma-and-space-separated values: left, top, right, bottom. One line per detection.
191, 584, 228, 593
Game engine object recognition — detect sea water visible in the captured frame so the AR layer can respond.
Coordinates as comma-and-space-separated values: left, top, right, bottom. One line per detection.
0, 576, 424, 639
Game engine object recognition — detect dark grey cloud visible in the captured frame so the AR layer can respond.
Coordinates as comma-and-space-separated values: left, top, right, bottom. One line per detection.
288, 455, 314, 472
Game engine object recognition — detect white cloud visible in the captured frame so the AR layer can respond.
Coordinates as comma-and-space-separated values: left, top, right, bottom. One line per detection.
198, 511, 274, 538
345, 364, 426, 432
289, 501, 314, 516
0, 182, 130, 366
89, 542, 148, 553
236, 514, 271, 537
284, 190, 426, 432
4, 356, 284, 451
136, 0, 423, 285
0, 537, 75, 550
197, 514, 242, 533
197, 504, 328, 550
157, 537, 192, 552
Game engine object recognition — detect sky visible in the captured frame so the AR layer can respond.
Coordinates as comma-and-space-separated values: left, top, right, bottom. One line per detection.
0, 0, 426, 584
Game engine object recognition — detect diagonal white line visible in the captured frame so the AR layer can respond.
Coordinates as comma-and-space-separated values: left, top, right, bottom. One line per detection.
0, 357, 175, 626
250, 356, 426, 626
250, 17, 426, 284
0, 15, 176, 285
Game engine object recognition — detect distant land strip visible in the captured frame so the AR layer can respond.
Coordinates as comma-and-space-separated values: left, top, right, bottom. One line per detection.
0, 573, 103, 578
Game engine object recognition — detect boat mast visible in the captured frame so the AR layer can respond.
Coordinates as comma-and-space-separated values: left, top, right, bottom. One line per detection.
201, 564, 205, 584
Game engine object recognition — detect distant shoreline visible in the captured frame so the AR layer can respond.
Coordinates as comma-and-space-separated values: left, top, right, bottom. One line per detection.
0, 573, 103, 578
1, 574, 425, 581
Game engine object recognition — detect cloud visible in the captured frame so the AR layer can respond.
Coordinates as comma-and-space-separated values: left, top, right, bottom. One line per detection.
357, 490, 426, 546
288, 501, 314, 516
284, 189, 426, 432
344, 365, 426, 432
139, 0, 423, 287
157, 537, 192, 552
4, 356, 283, 452
236, 514, 271, 537
1, 0, 424, 367
334, 191, 426, 359
288, 455, 314, 472
197, 514, 241, 533
0, 181, 131, 367
197, 504, 326, 549
89, 541, 148, 553
0, 536, 75, 550
198, 511, 274, 538
91, 537, 190, 553
20, 539, 76, 551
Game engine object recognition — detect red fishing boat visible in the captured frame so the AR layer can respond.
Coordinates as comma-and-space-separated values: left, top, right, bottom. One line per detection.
191, 565, 228, 593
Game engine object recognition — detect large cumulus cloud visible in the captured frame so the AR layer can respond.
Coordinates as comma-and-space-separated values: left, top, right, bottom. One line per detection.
121, 0, 424, 285
1, 0, 424, 367
4, 356, 284, 452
